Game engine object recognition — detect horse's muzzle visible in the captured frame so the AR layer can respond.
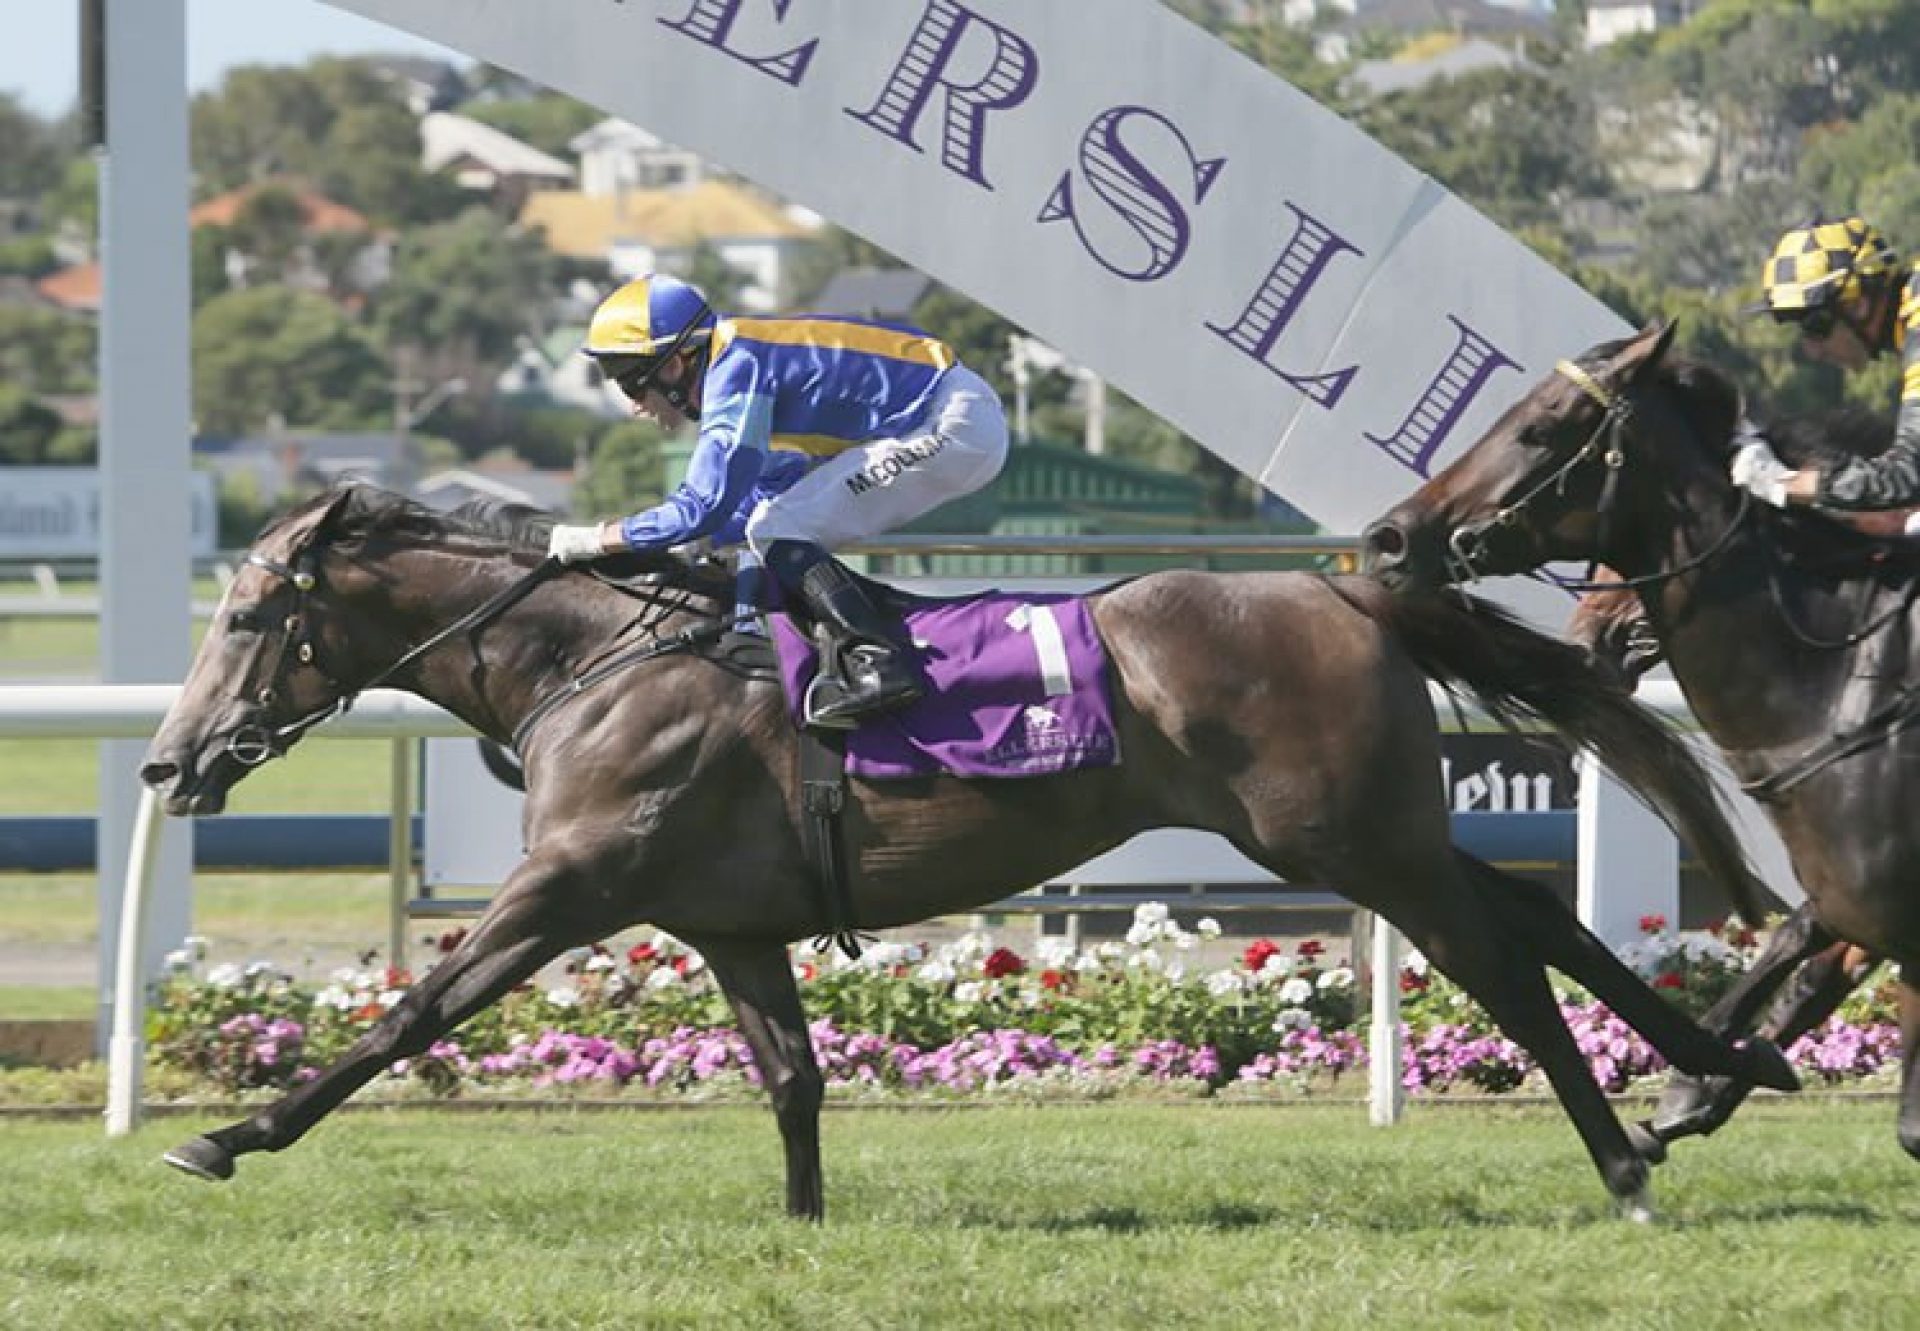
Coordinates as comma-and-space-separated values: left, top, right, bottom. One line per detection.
140, 751, 231, 817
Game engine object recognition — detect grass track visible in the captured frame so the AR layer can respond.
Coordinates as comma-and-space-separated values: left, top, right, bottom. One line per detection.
0, 1100, 1915, 1329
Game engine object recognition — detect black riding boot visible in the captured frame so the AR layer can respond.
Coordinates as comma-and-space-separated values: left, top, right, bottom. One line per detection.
774, 544, 923, 728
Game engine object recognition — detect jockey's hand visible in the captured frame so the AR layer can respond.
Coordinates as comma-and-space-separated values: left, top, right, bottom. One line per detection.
547, 523, 610, 564
1730, 438, 1793, 508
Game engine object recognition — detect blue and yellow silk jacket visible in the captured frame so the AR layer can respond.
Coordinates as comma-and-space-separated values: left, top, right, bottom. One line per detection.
617, 316, 958, 550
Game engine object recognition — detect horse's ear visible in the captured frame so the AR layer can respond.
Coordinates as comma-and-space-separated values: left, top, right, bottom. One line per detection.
1607, 319, 1677, 384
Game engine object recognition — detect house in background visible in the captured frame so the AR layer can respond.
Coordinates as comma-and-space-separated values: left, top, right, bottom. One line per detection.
415, 459, 576, 516
495, 326, 628, 419
189, 182, 391, 294
420, 111, 576, 211
808, 267, 935, 321
1348, 35, 1536, 99
1585, 0, 1691, 47
31, 261, 101, 314
521, 179, 816, 312
570, 118, 707, 194
195, 432, 409, 499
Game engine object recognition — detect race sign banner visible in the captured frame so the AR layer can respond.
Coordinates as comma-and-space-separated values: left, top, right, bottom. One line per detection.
325, 0, 1627, 621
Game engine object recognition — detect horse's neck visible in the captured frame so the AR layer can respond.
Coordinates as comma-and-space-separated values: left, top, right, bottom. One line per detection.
1644, 510, 1886, 758
376, 547, 667, 742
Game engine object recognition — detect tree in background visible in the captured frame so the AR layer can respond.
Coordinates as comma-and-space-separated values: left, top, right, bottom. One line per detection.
573, 418, 672, 519
192, 287, 388, 435
373, 206, 561, 403
460, 94, 601, 160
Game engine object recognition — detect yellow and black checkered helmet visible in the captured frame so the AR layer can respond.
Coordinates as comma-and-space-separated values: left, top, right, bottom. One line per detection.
1752, 216, 1899, 316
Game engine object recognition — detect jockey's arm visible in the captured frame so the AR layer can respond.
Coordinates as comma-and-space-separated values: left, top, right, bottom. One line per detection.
1811, 278, 1920, 512
614, 391, 773, 552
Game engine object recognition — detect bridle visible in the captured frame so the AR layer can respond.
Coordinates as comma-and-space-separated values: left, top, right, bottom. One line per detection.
1443, 357, 1751, 593
220, 542, 562, 767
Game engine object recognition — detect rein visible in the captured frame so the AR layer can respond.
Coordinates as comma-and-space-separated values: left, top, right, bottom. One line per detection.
1447, 358, 1753, 594
226, 550, 563, 765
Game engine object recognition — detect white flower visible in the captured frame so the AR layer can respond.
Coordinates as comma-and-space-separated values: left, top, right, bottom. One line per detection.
1205, 969, 1245, 998
1125, 920, 1160, 947
243, 960, 277, 980
1196, 917, 1222, 940
545, 986, 581, 1008
1126, 949, 1165, 973
644, 968, 681, 992
206, 963, 243, 989
1317, 966, 1354, 992
1036, 937, 1076, 968
584, 954, 616, 972
314, 985, 351, 1010
376, 988, 406, 1008
1278, 976, 1314, 1005
953, 981, 986, 1003
182, 935, 210, 959
1133, 901, 1171, 928
1403, 948, 1430, 976
1273, 1008, 1311, 1031
163, 948, 194, 972
1258, 955, 1291, 982
915, 959, 957, 986
1072, 953, 1104, 974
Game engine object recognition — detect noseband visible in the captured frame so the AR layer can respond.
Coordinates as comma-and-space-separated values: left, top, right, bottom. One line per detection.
1446, 358, 1749, 592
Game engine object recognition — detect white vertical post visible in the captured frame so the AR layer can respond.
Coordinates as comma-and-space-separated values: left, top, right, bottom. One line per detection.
1368, 915, 1404, 1126
94, 0, 194, 1050
388, 737, 415, 969
1577, 753, 1679, 948
106, 787, 164, 1135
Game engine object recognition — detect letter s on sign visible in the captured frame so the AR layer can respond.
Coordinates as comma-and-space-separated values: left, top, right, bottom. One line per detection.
1038, 105, 1224, 283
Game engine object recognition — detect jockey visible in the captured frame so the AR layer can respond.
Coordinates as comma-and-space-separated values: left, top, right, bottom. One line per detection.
1729, 215, 1920, 511
545, 273, 1011, 728
1578, 216, 1920, 685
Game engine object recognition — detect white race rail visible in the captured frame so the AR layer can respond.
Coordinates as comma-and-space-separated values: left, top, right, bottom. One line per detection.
0, 681, 1712, 1136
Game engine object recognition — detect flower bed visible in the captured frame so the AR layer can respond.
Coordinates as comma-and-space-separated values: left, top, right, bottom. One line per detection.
143, 907, 1905, 1103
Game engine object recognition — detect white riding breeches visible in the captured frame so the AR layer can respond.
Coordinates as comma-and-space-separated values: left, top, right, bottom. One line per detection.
743, 365, 1008, 555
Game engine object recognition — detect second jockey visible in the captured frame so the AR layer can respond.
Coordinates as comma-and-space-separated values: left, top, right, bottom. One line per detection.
545, 273, 1011, 728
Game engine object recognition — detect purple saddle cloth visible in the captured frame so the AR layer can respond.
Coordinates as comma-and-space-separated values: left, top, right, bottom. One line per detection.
771, 591, 1122, 780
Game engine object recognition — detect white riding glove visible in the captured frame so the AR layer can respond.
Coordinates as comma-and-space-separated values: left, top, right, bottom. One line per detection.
546, 523, 608, 564
1729, 438, 1793, 508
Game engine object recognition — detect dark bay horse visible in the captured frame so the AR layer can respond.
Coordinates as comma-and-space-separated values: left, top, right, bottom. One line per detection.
141, 483, 1794, 1218
1361, 320, 1920, 1162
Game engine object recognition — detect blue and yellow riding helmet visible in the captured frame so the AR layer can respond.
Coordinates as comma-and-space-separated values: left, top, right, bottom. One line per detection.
584, 274, 717, 415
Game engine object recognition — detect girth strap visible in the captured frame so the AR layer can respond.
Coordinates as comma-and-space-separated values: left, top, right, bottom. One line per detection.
1741, 686, 1920, 802
797, 727, 870, 960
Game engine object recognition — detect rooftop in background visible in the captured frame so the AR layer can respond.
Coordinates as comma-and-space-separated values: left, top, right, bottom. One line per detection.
189, 182, 373, 235
520, 179, 811, 259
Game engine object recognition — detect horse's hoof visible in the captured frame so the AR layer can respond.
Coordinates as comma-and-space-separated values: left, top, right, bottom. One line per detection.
162, 1136, 235, 1182
1736, 1037, 1800, 1094
1616, 1189, 1657, 1225
1625, 1120, 1668, 1165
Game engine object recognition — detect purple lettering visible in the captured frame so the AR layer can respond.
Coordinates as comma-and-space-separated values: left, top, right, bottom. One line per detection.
659, 0, 818, 86
845, 0, 1039, 190
1365, 316, 1522, 476
1207, 203, 1361, 407
1037, 106, 1224, 283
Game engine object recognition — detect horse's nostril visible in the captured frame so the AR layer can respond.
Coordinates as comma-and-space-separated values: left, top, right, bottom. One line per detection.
1361, 520, 1407, 567
140, 762, 179, 789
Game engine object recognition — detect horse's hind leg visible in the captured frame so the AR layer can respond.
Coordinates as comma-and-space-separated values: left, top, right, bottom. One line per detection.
1318, 857, 1659, 1215
163, 851, 597, 1182
1637, 905, 1849, 1158
694, 937, 827, 1220
1458, 854, 1798, 1095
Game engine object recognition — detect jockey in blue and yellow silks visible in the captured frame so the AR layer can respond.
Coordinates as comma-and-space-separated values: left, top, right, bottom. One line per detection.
547, 273, 1011, 728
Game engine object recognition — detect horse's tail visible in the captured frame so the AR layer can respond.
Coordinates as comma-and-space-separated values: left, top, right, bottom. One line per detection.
1330, 575, 1773, 927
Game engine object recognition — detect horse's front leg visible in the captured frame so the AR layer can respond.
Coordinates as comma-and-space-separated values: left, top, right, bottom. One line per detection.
164, 848, 603, 1182
1894, 973, 1920, 1162
1633, 904, 1845, 1160
695, 937, 826, 1221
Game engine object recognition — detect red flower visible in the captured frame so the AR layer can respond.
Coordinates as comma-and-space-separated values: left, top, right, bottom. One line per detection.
1243, 939, 1281, 972
797, 962, 817, 982
1654, 972, 1685, 989
1638, 914, 1669, 935
671, 954, 695, 976
1039, 969, 1067, 991
626, 942, 658, 967
435, 928, 467, 955
383, 966, 411, 989
1399, 969, 1430, 994
1297, 939, 1325, 959
982, 947, 1027, 979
